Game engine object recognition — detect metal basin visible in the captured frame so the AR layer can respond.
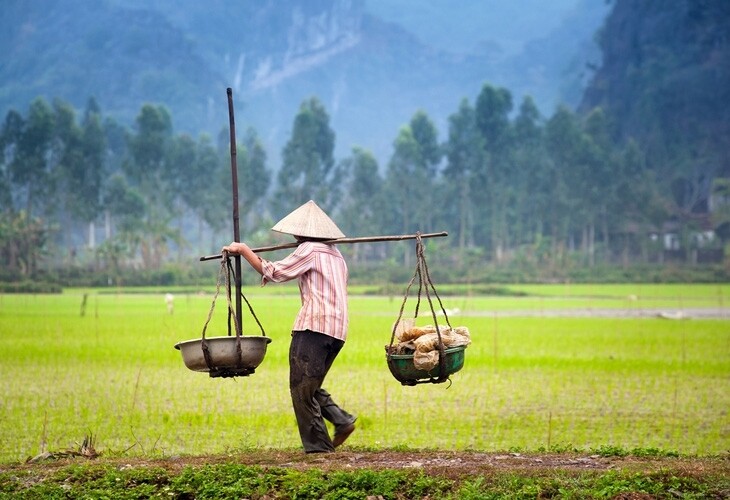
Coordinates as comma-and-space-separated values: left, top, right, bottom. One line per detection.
174, 335, 272, 375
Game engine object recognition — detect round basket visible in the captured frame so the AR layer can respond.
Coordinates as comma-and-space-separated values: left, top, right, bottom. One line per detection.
386, 345, 466, 385
175, 335, 272, 378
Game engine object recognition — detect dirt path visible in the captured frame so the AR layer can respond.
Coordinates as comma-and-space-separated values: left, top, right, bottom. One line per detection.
467, 307, 730, 319
372, 307, 730, 320
6, 450, 728, 479
4, 450, 728, 499
251, 450, 729, 478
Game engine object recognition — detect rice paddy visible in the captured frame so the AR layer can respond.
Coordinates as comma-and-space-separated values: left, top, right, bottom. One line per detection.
0, 283, 728, 463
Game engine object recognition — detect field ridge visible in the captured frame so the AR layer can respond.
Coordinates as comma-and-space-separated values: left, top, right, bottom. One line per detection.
2, 449, 729, 498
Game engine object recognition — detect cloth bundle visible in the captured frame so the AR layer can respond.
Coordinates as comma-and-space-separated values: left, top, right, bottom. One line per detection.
390, 319, 471, 371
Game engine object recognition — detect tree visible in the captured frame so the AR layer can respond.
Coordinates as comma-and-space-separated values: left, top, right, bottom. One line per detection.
100, 173, 146, 271
125, 104, 173, 191
197, 135, 230, 249
239, 127, 271, 229
102, 116, 128, 176
475, 84, 512, 153
78, 99, 106, 247
615, 139, 667, 264
166, 132, 199, 257
273, 97, 336, 219
52, 98, 106, 251
168, 133, 223, 251
338, 147, 384, 263
50, 99, 83, 253
544, 106, 582, 265
407, 110, 442, 230
570, 107, 613, 265
512, 96, 550, 260
2, 99, 56, 272
710, 178, 730, 250
443, 98, 485, 255
0, 210, 47, 277
384, 126, 427, 266
474, 84, 513, 261
11, 98, 55, 217
124, 104, 178, 268
0, 110, 25, 211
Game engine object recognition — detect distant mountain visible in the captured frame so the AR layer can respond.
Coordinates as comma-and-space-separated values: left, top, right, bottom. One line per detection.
0, 0, 217, 129
0, 0, 608, 165
580, 0, 730, 209
366, 0, 590, 56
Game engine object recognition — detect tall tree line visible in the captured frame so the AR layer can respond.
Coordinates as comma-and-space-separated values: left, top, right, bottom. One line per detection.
0, 83, 721, 279
0, 97, 270, 277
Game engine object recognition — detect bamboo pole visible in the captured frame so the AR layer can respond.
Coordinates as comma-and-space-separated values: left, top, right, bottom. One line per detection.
227, 88, 242, 335
199, 231, 448, 262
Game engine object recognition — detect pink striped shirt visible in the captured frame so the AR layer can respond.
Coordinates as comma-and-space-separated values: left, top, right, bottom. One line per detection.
260, 241, 349, 341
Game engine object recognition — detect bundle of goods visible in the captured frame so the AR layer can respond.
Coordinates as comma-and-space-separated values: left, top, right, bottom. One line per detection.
390, 319, 471, 371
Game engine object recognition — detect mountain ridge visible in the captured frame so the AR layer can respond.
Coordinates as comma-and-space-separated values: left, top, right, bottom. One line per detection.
0, 0, 608, 164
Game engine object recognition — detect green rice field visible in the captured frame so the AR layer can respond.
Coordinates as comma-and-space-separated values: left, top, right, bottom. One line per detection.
0, 283, 728, 463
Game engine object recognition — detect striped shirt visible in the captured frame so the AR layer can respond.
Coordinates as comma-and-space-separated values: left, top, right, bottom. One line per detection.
260, 241, 349, 341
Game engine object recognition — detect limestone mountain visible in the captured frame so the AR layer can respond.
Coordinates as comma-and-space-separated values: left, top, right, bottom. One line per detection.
1, 0, 607, 164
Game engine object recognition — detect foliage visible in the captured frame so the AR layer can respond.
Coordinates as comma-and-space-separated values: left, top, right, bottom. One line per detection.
7, 257, 729, 289
0, 457, 726, 499
592, 445, 680, 458
581, 0, 730, 208
0, 280, 62, 294
272, 97, 338, 220
338, 149, 384, 232
0, 97, 275, 276
3, 1, 730, 282
0, 211, 48, 278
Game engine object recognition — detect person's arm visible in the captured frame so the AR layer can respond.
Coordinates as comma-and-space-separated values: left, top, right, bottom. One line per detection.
221, 242, 263, 275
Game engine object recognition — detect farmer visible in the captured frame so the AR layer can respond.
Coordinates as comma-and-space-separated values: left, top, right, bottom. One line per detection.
222, 200, 356, 453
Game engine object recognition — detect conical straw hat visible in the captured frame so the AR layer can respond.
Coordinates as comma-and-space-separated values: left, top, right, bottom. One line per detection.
271, 200, 345, 239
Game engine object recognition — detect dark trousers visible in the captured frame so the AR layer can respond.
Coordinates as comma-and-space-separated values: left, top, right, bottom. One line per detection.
289, 330, 355, 453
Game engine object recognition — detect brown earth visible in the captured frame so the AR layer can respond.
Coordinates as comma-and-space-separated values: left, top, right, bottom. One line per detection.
5, 449, 729, 482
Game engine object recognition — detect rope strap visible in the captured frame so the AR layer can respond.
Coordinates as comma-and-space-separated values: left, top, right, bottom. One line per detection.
199, 252, 266, 377
387, 233, 452, 385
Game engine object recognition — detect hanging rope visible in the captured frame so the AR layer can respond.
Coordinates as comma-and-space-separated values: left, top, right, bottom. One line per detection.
225, 258, 266, 337
199, 252, 266, 378
387, 232, 452, 386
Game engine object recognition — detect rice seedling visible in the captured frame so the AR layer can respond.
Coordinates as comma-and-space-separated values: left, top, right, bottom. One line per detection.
0, 284, 727, 462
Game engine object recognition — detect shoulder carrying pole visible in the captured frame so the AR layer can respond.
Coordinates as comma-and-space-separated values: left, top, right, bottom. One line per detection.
227, 88, 243, 335
199, 231, 448, 262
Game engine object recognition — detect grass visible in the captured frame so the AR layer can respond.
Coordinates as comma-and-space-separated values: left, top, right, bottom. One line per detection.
3, 462, 726, 499
0, 284, 728, 463
2, 460, 723, 499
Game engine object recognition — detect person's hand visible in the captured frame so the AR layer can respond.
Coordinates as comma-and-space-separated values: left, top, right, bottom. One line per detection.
221, 241, 263, 274
222, 241, 249, 255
